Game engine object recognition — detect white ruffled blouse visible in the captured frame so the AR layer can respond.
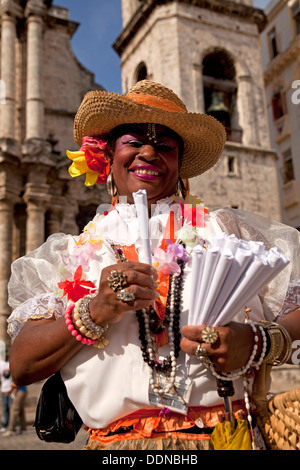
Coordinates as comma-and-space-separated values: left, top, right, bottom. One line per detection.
7, 198, 300, 429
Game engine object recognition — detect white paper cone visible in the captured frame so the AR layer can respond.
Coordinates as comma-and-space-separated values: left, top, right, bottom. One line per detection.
199, 234, 240, 325
214, 255, 281, 327
214, 255, 268, 325
248, 241, 266, 256
211, 233, 226, 249
200, 249, 234, 325
255, 247, 289, 288
267, 246, 289, 269
133, 190, 152, 265
207, 244, 253, 325
187, 231, 290, 329
222, 234, 240, 256
194, 246, 221, 325
189, 246, 205, 325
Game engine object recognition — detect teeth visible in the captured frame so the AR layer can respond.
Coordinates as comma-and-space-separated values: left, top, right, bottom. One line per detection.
133, 169, 160, 176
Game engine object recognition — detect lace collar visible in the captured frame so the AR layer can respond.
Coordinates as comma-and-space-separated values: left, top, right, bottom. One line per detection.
95, 196, 177, 248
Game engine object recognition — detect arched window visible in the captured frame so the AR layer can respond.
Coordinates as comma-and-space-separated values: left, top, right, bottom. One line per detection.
202, 49, 241, 143
203, 49, 236, 81
136, 62, 148, 82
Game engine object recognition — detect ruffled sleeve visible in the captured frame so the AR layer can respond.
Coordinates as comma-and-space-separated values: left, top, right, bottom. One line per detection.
214, 208, 300, 320
7, 233, 77, 339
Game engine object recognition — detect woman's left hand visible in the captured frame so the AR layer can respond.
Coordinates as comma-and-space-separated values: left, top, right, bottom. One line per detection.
180, 321, 260, 373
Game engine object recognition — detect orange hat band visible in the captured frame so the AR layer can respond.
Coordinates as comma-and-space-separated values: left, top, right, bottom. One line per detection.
125, 93, 186, 114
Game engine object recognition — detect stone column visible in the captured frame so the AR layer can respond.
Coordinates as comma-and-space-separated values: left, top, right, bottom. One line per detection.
25, 200, 45, 252
192, 63, 205, 113
24, 163, 49, 254
0, 199, 14, 348
238, 75, 258, 147
60, 202, 79, 235
0, 11, 17, 139
46, 210, 61, 236
25, 2, 45, 141
45, 197, 64, 236
24, 183, 49, 253
0, 2, 22, 348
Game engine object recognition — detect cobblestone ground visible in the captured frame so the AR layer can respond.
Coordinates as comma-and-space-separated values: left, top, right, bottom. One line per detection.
0, 426, 88, 451
0, 380, 89, 451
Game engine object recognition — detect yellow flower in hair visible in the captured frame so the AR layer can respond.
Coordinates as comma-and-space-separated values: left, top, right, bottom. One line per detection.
66, 137, 111, 187
66, 150, 100, 187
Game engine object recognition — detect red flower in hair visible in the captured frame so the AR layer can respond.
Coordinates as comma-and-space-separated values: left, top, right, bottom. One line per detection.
58, 265, 96, 302
80, 137, 111, 184
67, 136, 111, 186
84, 149, 110, 183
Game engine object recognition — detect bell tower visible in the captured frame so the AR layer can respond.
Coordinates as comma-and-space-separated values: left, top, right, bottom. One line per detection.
114, 0, 281, 221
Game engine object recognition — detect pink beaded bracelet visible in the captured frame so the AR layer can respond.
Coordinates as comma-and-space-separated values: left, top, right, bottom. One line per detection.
65, 303, 96, 346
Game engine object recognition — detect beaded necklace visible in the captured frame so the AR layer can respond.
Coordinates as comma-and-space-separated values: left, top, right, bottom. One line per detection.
111, 243, 187, 397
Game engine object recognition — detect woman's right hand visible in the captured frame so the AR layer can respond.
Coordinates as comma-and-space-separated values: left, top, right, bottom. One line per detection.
88, 261, 159, 326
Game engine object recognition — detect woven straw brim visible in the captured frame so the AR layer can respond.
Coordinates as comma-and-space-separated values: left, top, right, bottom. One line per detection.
74, 91, 226, 180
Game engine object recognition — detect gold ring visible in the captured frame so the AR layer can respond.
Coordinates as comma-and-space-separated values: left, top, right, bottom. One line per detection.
195, 344, 211, 368
107, 270, 128, 292
116, 289, 135, 303
195, 344, 208, 359
202, 326, 219, 345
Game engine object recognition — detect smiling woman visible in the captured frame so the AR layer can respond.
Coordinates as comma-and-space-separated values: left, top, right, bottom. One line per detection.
7, 80, 300, 451
110, 124, 182, 206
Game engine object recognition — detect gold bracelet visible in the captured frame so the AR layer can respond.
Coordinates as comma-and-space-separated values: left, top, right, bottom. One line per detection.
256, 321, 292, 366
73, 296, 109, 349
277, 324, 292, 364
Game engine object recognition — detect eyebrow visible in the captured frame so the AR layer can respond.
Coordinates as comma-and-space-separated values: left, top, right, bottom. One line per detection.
109, 124, 184, 157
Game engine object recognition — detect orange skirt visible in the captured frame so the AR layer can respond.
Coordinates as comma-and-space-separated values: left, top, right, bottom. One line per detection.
85, 401, 246, 450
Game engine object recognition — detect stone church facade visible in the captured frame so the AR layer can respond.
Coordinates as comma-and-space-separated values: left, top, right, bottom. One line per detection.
0, 0, 108, 347
114, 0, 280, 217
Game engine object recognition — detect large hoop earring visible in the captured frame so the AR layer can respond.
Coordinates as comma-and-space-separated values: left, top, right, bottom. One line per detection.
106, 172, 118, 199
177, 177, 187, 199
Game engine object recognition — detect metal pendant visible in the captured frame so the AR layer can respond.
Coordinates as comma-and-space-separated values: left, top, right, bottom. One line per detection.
148, 374, 193, 414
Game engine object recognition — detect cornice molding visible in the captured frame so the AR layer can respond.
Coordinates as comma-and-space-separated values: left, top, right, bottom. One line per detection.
264, 35, 300, 86
24, 0, 47, 19
0, 0, 23, 19
0, 1, 76, 34
44, 14, 79, 37
113, 0, 266, 56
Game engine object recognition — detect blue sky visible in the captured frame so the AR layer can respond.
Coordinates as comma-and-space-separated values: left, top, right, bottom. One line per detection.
53, 0, 271, 94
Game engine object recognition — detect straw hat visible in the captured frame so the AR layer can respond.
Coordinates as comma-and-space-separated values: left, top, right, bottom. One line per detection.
73, 80, 226, 179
